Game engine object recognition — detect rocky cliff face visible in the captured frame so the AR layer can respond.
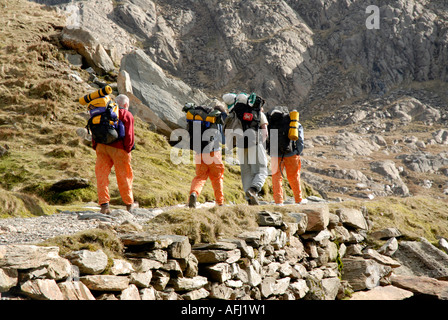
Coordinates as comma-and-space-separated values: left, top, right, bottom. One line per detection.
35, 0, 448, 117
28, 0, 448, 200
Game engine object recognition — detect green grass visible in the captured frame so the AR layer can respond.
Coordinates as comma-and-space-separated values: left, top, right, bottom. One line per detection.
329, 196, 448, 243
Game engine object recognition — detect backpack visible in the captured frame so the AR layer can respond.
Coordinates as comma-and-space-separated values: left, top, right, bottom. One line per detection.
223, 92, 265, 149
84, 93, 125, 145
266, 107, 304, 157
183, 103, 222, 153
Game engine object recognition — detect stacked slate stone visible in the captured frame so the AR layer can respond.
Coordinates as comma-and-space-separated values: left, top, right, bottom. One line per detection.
2, 203, 430, 300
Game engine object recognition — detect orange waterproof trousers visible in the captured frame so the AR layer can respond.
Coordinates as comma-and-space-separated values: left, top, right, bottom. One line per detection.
95, 144, 134, 206
189, 151, 225, 205
271, 155, 302, 204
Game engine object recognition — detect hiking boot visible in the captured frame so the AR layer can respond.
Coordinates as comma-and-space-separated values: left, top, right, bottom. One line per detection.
126, 202, 139, 212
296, 198, 308, 205
246, 187, 259, 206
275, 203, 284, 207
100, 203, 111, 215
189, 192, 197, 208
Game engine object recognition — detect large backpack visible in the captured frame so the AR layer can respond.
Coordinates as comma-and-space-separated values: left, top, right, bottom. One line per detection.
183, 104, 222, 153
83, 87, 125, 145
223, 92, 265, 149
266, 107, 304, 157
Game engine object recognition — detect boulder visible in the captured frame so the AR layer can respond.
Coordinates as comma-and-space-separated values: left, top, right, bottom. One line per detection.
110, 259, 135, 276
120, 284, 141, 300
61, 27, 115, 75
0, 268, 18, 293
391, 274, 448, 300
124, 90, 173, 137
341, 257, 392, 291
0, 245, 60, 270
20, 279, 64, 300
151, 270, 170, 291
65, 249, 108, 275
203, 263, 232, 283
433, 129, 448, 144
49, 177, 90, 192
397, 152, 448, 174
182, 287, 210, 300
170, 275, 208, 291
80, 275, 130, 291
336, 208, 368, 230
392, 238, 448, 279
378, 237, 399, 257
370, 228, 402, 240
192, 249, 241, 264
120, 49, 209, 129
350, 285, 414, 300
258, 211, 283, 227
299, 204, 330, 232
121, 234, 187, 250
130, 270, 152, 288
58, 281, 96, 300
305, 276, 340, 300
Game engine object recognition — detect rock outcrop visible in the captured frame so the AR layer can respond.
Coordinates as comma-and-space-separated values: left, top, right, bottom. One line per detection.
35, 0, 448, 116
119, 49, 210, 129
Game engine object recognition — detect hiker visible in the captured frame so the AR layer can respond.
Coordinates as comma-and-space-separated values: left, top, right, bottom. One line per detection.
266, 107, 306, 206
92, 94, 137, 214
223, 92, 269, 205
185, 102, 226, 208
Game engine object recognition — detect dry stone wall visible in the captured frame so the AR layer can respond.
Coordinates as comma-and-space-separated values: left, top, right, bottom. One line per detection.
1, 204, 448, 300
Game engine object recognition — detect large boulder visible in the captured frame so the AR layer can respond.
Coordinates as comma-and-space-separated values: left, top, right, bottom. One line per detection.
392, 237, 448, 279
120, 49, 210, 129
61, 27, 115, 75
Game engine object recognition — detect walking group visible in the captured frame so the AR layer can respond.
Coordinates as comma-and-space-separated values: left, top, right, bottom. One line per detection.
82, 87, 305, 213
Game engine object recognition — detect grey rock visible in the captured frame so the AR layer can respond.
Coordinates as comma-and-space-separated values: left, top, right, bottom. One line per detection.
49, 177, 90, 192
182, 288, 210, 300
65, 249, 108, 275
192, 249, 241, 264
341, 257, 392, 291
120, 284, 141, 300
0, 268, 18, 293
391, 274, 448, 300
61, 27, 115, 75
393, 237, 448, 279
170, 275, 208, 292
203, 263, 232, 283
370, 228, 402, 240
288, 212, 308, 235
350, 285, 414, 300
0, 245, 60, 270
289, 279, 309, 299
299, 204, 330, 232
20, 279, 64, 300
336, 208, 369, 230
80, 275, 130, 292
58, 281, 96, 300
378, 237, 399, 257
120, 49, 209, 129
258, 211, 283, 227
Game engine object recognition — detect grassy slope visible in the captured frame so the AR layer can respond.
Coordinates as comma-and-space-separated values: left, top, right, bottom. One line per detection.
0, 0, 255, 217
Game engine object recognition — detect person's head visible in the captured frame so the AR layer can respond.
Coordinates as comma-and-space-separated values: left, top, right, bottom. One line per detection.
116, 94, 130, 110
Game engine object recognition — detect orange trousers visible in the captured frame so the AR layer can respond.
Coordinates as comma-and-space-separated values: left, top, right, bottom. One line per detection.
95, 144, 134, 206
271, 155, 302, 204
189, 151, 225, 205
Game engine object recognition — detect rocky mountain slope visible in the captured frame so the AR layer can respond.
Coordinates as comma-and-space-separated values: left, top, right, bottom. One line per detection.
35, 0, 448, 112
1, 0, 448, 302
31, 0, 448, 203
0, 0, 246, 217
